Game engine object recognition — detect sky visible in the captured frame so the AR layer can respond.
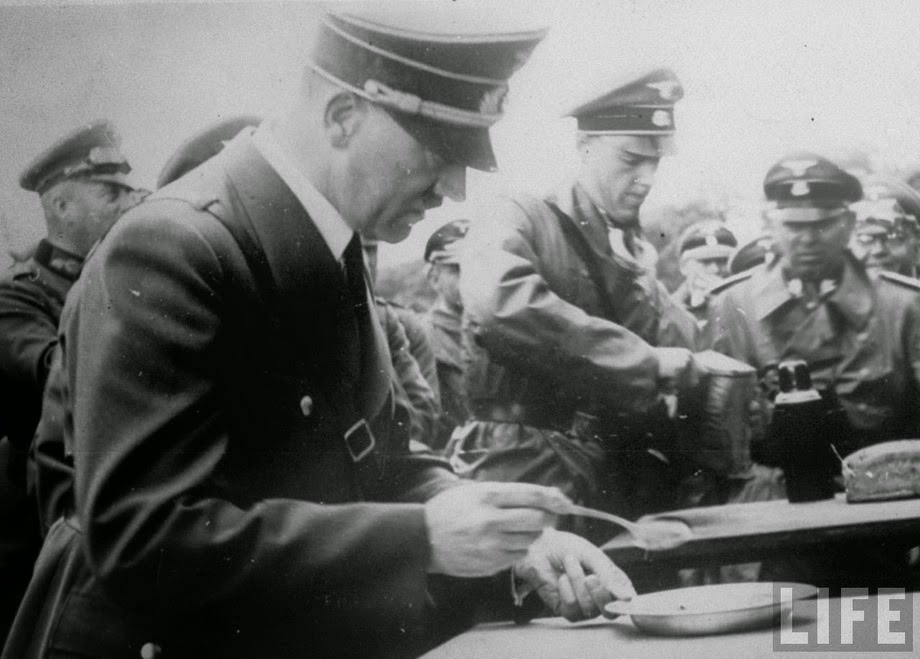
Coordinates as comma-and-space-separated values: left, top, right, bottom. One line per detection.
2, 0, 920, 268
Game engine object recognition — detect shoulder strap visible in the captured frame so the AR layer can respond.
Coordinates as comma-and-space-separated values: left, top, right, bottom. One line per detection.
545, 200, 618, 320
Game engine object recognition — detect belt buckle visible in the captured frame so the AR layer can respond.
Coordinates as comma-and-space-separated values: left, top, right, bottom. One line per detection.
344, 419, 376, 463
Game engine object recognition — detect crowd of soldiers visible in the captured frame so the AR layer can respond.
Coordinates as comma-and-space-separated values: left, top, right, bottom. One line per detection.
1, 8, 920, 658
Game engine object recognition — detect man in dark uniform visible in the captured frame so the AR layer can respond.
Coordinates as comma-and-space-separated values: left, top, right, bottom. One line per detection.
423, 219, 472, 448
705, 153, 920, 586
6, 12, 634, 659
453, 69, 701, 522
0, 120, 139, 643
671, 220, 738, 326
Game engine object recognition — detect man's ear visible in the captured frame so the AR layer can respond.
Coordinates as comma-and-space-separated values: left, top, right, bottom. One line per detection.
43, 187, 70, 222
324, 92, 365, 148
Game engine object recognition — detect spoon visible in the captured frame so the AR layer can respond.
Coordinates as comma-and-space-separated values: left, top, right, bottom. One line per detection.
564, 504, 693, 551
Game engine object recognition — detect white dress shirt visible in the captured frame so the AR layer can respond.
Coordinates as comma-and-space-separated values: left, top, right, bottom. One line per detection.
252, 121, 354, 264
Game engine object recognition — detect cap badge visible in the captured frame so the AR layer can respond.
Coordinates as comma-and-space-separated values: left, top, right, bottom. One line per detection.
479, 86, 508, 116
651, 110, 671, 127
782, 159, 817, 177
647, 80, 681, 101
791, 181, 811, 197
705, 235, 718, 246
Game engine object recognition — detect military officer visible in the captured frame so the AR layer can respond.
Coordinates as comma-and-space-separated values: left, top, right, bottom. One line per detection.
454, 69, 702, 523
6, 12, 634, 659
707, 154, 920, 452
849, 175, 920, 278
423, 219, 472, 448
705, 154, 920, 586
671, 220, 738, 325
0, 120, 139, 644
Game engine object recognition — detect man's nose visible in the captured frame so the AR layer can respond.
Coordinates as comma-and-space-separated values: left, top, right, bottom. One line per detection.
868, 239, 889, 256
633, 161, 658, 188
434, 164, 467, 203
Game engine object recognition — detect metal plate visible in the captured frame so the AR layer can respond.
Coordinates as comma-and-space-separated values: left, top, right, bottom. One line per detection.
604, 582, 817, 636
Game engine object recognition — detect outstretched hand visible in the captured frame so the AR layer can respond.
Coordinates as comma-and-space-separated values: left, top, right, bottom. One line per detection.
513, 528, 635, 621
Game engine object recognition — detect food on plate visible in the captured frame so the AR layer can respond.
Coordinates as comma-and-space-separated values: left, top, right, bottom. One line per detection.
843, 439, 920, 502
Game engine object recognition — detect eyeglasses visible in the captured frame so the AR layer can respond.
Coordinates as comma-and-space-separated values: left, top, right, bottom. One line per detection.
855, 230, 909, 246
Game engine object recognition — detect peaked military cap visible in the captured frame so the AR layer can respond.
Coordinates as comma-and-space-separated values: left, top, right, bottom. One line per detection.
852, 198, 919, 237
763, 152, 862, 222
566, 68, 683, 151
728, 235, 774, 275
20, 119, 133, 194
424, 219, 470, 265
310, 10, 547, 172
678, 220, 737, 261
861, 174, 920, 221
157, 115, 261, 189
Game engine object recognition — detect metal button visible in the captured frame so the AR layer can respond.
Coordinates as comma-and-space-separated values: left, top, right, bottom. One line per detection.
140, 643, 162, 659
857, 403, 868, 412
299, 396, 313, 417
858, 368, 870, 379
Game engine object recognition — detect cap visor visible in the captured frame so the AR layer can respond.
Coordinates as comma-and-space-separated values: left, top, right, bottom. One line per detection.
86, 172, 135, 190
681, 245, 733, 261
388, 110, 497, 172
765, 206, 848, 223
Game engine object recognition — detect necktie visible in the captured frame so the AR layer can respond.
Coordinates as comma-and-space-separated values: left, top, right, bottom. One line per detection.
342, 234, 369, 385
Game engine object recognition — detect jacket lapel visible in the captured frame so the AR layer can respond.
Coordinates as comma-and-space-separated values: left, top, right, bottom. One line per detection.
217, 135, 391, 423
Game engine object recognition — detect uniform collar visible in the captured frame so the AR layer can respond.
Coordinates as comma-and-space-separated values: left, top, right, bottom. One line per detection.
34, 239, 83, 282
556, 181, 656, 270
753, 253, 874, 328
252, 121, 354, 262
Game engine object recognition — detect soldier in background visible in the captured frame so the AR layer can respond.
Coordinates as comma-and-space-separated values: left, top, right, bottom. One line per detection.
849, 175, 920, 278
850, 198, 920, 278
705, 153, 920, 587
0, 120, 140, 643
670, 220, 737, 325
454, 69, 701, 522
423, 219, 472, 448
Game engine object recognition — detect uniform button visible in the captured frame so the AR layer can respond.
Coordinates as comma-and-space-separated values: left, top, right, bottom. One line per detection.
805, 301, 817, 310
299, 396, 313, 417
857, 332, 869, 343
857, 403, 868, 412
140, 643, 162, 659
858, 368, 871, 379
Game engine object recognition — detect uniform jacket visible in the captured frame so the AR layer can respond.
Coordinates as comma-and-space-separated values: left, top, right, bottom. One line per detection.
460, 182, 699, 423
0, 241, 77, 643
0, 241, 76, 457
705, 253, 920, 450
377, 299, 440, 448
5, 135, 460, 659
425, 299, 470, 447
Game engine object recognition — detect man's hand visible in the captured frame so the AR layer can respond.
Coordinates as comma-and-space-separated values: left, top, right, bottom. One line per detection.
425, 482, 571, 577
655, 346, 702, 393
513, 528, 635, 621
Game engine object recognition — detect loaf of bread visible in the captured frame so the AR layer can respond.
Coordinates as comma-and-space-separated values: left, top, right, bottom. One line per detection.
843, 439, 920, 502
